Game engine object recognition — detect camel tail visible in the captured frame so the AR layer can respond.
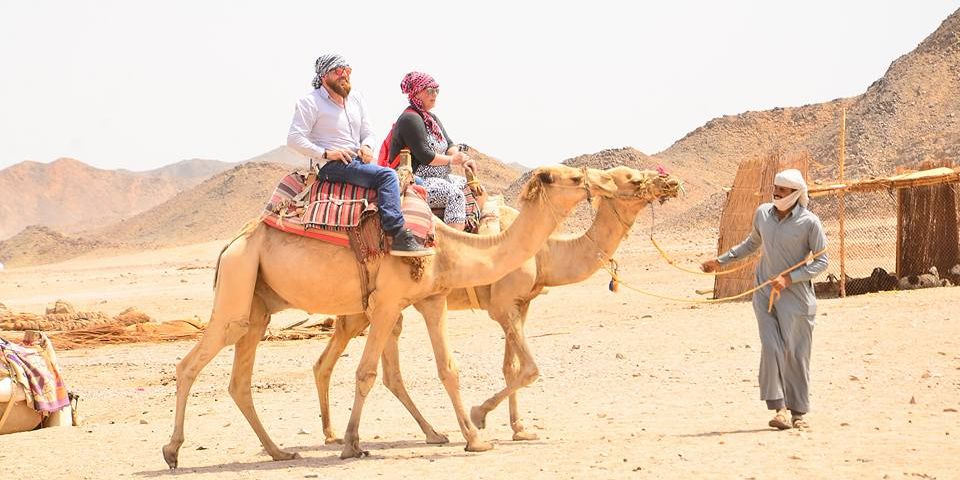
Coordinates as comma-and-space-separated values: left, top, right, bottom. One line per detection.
213, 217, 262, 289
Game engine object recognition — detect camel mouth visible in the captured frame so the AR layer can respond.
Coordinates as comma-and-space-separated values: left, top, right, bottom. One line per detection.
647, 171, 684, 202
663, 177, 685, 200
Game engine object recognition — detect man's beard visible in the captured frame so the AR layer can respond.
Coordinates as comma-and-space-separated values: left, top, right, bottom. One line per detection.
324, 76, 351, 98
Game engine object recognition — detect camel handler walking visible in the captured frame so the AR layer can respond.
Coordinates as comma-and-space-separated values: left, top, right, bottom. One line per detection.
701, 169, 828, 430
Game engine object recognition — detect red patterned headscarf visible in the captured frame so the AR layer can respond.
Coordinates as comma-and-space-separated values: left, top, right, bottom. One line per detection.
400, 72, 443, 141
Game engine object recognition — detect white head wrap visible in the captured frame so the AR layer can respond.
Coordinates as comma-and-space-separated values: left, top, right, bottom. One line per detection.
773, 169, 808, 208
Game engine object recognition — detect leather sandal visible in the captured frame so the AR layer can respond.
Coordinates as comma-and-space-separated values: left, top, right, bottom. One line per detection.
768, 410, 792, 430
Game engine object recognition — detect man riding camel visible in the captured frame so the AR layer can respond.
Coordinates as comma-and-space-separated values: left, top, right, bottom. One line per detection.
286, 53, 433, 257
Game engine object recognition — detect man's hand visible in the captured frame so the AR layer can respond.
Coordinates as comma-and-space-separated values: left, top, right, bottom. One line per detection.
700, 259, 720, 273
770, 273, 793, 292
359, 145, 374, 163
325, 149, 356, 163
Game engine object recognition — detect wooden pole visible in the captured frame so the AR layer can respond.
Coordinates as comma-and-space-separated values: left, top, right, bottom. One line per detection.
838, 107, 847, 297
896, 189, 903, 277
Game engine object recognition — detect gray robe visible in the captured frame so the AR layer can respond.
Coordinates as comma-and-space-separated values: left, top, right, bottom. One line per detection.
719, 202, 828, 413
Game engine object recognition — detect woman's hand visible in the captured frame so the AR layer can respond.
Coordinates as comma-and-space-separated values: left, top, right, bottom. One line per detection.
451, 151, 466, 165
462, 158, 477, 174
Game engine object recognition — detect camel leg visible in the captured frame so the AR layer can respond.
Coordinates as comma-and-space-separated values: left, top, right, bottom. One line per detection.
162, 317, 247, 468
313, 314, 368, 444
506, 391, 537, 440
380, 313, 450, 444
340, 304, 403, 459
162, 234, 258, 468
415, 296, 493, 452
471, 302, 540, 439
228, 297, 300, 461
504, 308, 538, 441
499, 336, 539, 441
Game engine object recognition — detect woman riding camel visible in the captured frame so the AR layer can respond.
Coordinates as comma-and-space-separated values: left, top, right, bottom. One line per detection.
387, 72, 477, 231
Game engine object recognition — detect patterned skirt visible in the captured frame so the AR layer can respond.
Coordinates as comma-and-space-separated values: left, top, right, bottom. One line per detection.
416, 165, 468, 226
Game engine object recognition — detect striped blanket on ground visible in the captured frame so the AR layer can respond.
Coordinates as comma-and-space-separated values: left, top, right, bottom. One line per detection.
0, 333, 70, 413
262, 172, 435, 254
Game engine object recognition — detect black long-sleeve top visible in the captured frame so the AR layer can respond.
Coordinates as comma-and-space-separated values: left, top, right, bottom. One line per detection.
387, 111, 454, 171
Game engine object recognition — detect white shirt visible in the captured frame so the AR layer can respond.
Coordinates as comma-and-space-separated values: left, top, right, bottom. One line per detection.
286, 86, 376, 168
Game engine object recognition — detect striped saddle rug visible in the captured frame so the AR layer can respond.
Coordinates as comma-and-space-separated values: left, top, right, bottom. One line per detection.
262, 172, 434, 259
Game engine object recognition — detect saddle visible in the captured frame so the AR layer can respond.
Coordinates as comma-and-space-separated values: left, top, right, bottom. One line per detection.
262, 172, 435, 262
1, 332, 75, 434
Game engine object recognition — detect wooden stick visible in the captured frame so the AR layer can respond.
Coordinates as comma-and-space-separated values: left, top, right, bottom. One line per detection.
838, 107, 847, 298
896, 188, 904, 277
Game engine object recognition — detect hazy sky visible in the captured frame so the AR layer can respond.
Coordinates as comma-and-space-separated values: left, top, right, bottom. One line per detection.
1, 1, 956, 171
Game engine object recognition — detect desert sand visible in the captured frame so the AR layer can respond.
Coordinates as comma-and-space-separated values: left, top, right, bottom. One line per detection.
0, 229, 957, 480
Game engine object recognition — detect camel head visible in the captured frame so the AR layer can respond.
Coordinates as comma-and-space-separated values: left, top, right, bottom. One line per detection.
603, 166, 684, 205
519, 165, 616, 211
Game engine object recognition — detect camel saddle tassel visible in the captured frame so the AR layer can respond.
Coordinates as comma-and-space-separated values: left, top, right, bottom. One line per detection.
608, 259, 620, 293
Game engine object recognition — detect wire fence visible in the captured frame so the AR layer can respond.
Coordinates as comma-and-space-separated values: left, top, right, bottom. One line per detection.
807, 190, 899, 279
807, 181, 959, 296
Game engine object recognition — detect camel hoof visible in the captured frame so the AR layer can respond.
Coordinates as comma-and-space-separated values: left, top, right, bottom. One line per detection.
340, 443, 370, 459
470, 406, 487, 430
512, 430, 539, 441
325, 436, 344, 445
465, 439, 494, 452
270, 450, 301, 461
425, 431, 450, 444
162, 444, 180, 469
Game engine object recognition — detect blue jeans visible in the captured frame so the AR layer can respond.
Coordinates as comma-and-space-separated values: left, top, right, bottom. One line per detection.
317, 158, 404, 235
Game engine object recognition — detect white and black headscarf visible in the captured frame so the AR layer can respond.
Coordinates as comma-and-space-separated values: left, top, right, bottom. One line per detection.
312, 54, 349, 89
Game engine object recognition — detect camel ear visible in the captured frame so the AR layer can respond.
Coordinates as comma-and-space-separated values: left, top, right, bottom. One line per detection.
537, 171, 555, 185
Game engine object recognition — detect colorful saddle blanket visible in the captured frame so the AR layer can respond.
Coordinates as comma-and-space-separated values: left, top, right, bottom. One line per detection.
0, 333, 70, 413
262, 172, 435, 256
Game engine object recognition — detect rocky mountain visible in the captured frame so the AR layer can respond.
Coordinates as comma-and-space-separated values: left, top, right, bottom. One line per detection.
0, 158, 198, 240
87, 162, 292, 248
0, 225, 112, 267
140, 158, 236, 181
649, 8, 960, 225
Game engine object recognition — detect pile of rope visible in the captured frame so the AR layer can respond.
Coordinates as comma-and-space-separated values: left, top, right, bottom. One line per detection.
0, 302, 151, 332
2, 303, 340, 349
48, 318, 206, 350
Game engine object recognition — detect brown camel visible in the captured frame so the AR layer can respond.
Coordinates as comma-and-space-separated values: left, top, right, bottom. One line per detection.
313, 166, 682, 444
161, 165, 618, 467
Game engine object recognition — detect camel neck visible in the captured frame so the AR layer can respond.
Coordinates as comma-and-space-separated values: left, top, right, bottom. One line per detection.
433, 194, 572, 289
539, 198, 645, 286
